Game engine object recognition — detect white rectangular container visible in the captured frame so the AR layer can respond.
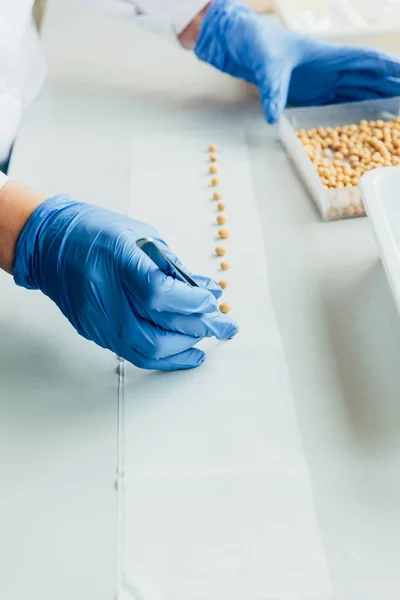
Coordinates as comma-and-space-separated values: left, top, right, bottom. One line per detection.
360, 166, 400, 316
279, 96, 400, 221
274, 0, 400, 53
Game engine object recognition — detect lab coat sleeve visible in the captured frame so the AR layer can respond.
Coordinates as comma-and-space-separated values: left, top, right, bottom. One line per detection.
0, 0, 34, 47
74, 0, 209, 36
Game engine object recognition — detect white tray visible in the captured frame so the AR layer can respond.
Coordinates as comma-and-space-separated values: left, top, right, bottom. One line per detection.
279, 96, 400, 221
360, 166, 400, 317
275, 0, 400, 41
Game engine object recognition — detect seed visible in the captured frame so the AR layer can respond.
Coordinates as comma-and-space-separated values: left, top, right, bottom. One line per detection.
211, 177, 219, 186
220, 261, 230, 271
209, 165, 218, 174
217, 202, 226, 211
217, 215, 227, 225
208, 144, 217, 152
218, 229, 230, 239
215, 246, 227, 256
213, 191, 222, 200
219, 302, 232, 313
356, 204, 366, 216
210, 154, 217, 162
219, 280, 228, 289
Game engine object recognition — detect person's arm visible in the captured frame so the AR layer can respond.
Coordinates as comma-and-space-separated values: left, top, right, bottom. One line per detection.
75, 0, 400, 122
0, 179, 45, 273
178, 3, 210, 48
74, 0, 211, 41
0, 176, 238, 370
193, 0, 400, 122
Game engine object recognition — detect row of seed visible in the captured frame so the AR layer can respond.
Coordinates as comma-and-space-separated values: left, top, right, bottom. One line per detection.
208, 144, 231, 314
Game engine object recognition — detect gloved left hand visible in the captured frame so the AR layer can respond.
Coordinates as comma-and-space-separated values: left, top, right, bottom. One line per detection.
195, 0, 400, 123
13, 195, 238, 371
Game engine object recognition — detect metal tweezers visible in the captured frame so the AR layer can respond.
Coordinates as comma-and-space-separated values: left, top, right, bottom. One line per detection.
136, 237, 199, 288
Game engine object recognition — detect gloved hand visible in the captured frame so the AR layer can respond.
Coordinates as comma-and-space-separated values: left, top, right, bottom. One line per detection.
13, 196, 238, 370
195, 0, 400, 123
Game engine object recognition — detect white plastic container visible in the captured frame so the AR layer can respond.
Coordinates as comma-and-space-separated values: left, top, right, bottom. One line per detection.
279, 96, 400, 221
360, 166, 400, 315
274, 0, 400, 53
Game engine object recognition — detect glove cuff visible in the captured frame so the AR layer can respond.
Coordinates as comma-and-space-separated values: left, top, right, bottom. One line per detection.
13, 194, 76, 291
195, 0, 254, 73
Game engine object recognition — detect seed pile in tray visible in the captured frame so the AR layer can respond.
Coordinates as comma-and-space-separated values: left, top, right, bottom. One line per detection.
297, 118, 400, 191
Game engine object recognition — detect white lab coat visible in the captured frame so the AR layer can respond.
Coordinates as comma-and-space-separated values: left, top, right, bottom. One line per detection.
0, 0, 207, 166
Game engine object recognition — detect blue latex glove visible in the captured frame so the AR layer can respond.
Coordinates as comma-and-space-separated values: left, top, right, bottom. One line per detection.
195, 0, 400, 123
13, 196, 238, 371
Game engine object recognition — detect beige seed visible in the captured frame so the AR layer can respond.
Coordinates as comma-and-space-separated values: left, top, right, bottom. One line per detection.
213, 191, 222, 201
215, 246, 227, 256
209, 165, 218, 174
218, 229, 230, 239
208, 144, 217, 152
210, 154, 217, 162
219, 302, 232, 314
217, 202, 226, 211
219, 280, 228, 289
356, 204, 366, 216
220, 262, 230, 271
345, 206, 355, 217
217, 215, 227, 225
211, 177, 219, 186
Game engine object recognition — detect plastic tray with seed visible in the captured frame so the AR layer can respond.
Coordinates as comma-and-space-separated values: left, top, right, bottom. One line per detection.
279, 96, 400, 221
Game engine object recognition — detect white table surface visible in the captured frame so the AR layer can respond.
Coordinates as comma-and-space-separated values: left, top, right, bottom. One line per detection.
2, 1, 400, 598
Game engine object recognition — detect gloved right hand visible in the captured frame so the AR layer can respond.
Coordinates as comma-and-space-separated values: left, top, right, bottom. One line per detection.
13, 195, 238, 371
195, 0, 400, 124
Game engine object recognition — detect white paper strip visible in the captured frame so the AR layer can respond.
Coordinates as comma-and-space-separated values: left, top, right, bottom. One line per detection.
120, 129, 331, 600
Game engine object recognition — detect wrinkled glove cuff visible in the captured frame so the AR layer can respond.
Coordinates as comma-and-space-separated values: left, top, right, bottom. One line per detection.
13, 195, 78, 291
195, 0, 255, 76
